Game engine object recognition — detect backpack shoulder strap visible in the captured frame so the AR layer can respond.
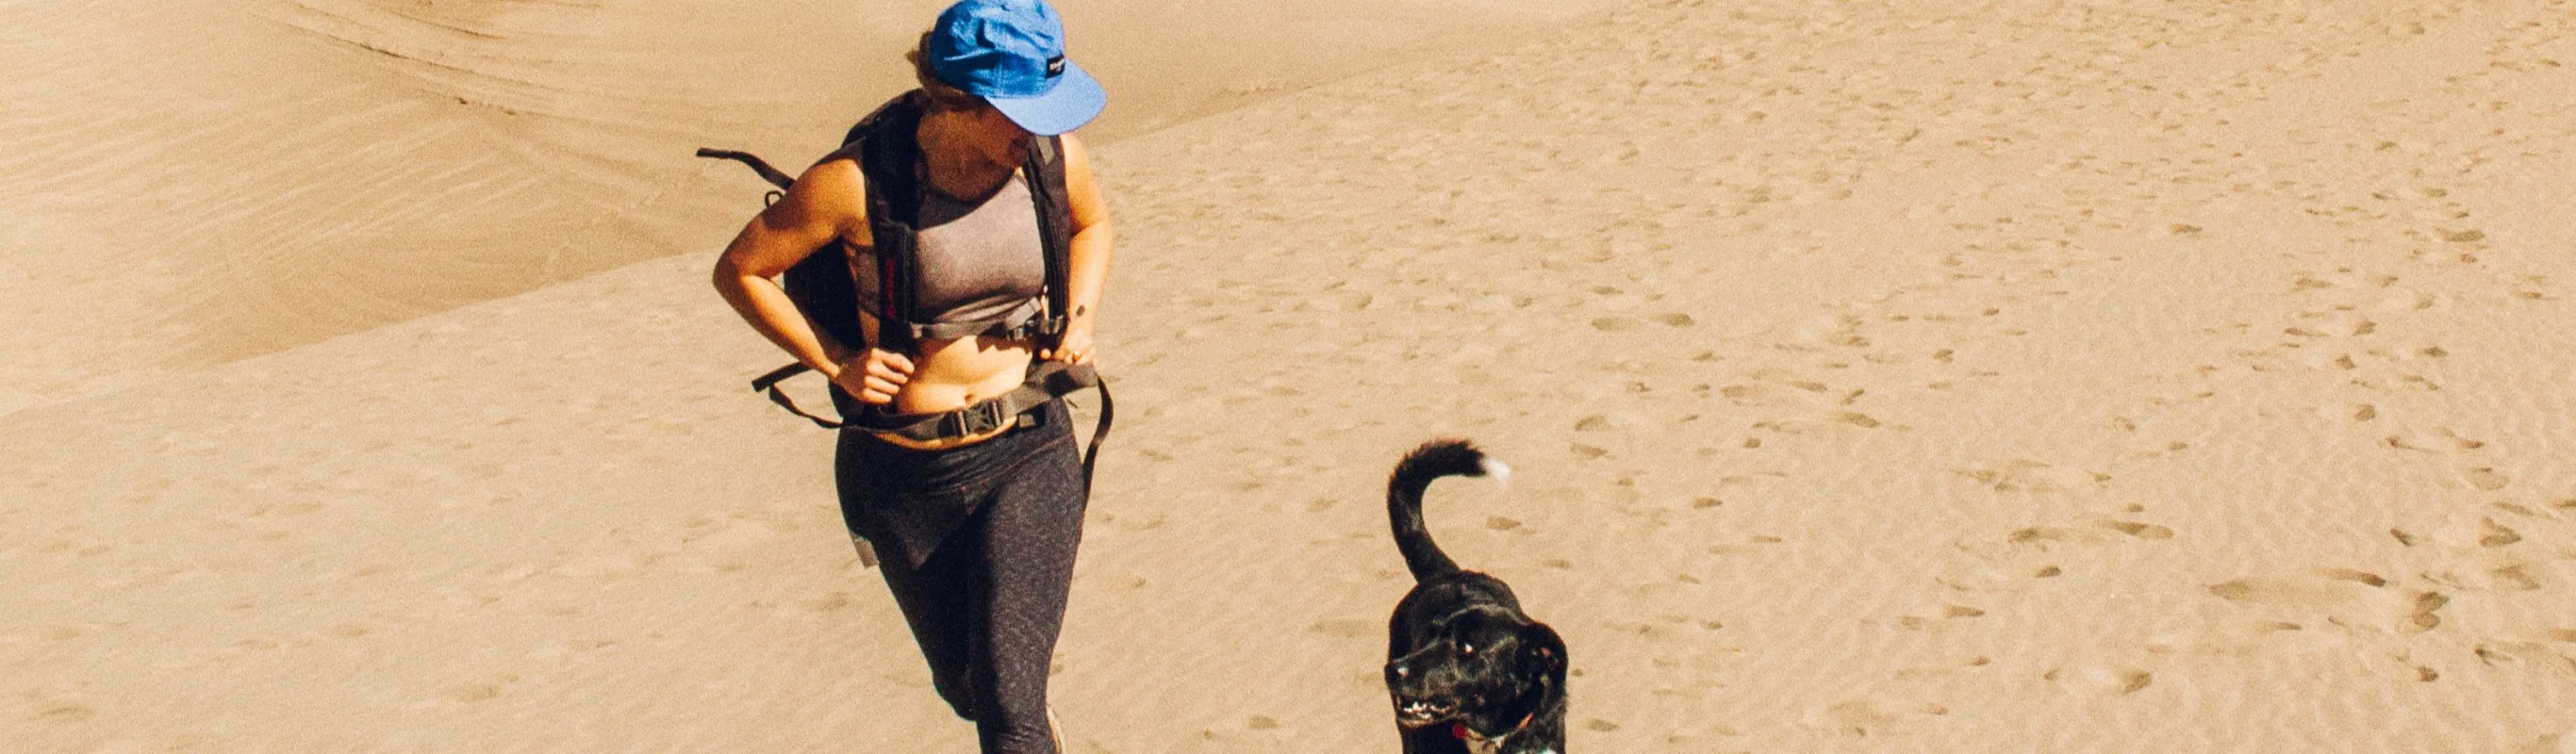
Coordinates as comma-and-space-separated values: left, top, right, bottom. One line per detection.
852, 93, 930, 353
1023, 134, 1075, 352
766, 90, 928, 362
1017, 136, 1110, 490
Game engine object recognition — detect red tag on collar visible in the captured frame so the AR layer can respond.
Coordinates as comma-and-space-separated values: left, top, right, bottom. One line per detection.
1452, 723, 1472, 740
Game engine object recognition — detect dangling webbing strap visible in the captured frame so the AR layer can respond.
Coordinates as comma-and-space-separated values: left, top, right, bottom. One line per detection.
694, 149, 793, 189
748, 362, 844, 430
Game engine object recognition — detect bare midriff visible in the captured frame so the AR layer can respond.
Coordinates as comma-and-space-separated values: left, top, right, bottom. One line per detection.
859, 309, 1034, 451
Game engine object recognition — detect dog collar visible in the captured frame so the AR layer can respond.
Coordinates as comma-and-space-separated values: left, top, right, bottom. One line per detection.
1451, 711, 1538, 753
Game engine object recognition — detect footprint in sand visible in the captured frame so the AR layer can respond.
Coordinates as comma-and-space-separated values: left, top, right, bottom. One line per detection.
1894, 655, 1993, 680
1779, 313, 1869, 351
2410, 501, 2568, 592
2001, 520, 2177, 549
1937, 516, 2173, 591
1895, 602, 1987, 631
2461, 467, 2513, 492
797, 591, 854, 613
2510, 273, 2560, 303
444, 683, 502, 702
1307, 618, 1376, 639
2100, 521, 2177, 540
2459, 516, 2522, 548
1102, 512, 1169, 532
2380, 425, 2486, 454
1798, 698, 1947, 737
2516, 731, 2576, 754
1954, 459, 2108, 494
2044, 664, 2154, 696
2399, 504, 2549, 550
29, 694, 100, 723
2473, 640, 2576, 677
2149, 607, 2446, 683
2204, 568, 2448, 635
2421, 561, 2543, 594
1572, 414, 1616, 432
1713, 372, 1839, 410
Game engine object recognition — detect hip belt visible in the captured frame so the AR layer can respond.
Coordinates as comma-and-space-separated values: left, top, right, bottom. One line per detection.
751, 359, 1113, 489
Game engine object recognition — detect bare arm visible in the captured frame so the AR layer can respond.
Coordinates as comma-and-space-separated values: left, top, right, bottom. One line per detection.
1049, 133, 1114, 364
710, 158, 867, 379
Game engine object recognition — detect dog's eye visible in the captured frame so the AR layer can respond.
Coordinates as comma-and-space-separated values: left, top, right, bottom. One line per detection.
1461, 644, 1475, 656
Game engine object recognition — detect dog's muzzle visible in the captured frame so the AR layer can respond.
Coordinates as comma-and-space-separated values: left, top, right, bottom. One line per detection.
1395, 698, 1453, 727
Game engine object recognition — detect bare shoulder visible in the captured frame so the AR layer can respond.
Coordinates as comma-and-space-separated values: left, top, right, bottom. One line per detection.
1058, 133, 1107, 222
1059, 133, 1094, 175
796, 156, 867, 208
765, 156, 867, 236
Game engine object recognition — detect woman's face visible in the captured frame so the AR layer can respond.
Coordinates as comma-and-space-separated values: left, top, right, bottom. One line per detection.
951, 103, 1032, 168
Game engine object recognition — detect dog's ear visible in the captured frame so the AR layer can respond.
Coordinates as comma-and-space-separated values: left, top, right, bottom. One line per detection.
1524, 623, 1568, 682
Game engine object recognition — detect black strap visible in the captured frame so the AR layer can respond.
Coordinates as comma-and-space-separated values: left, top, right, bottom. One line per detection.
869, 97, 930, 354
694, 148, 794, 189
750, 363, 843, 430
1026, 135, 1076, 355
901, 298, 1049, 341
1016, 135, 1104, 488
1016, 361, 1114, 492
1070, 367, 1113, 491
744, 360, 1113, 488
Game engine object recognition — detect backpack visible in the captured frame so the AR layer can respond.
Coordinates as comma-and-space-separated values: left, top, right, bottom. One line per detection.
700, 90, 1111, 486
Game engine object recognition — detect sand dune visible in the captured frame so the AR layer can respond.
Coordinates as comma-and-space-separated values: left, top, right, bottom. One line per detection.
7, 0, 2576, 751
0, 0, 1619, 418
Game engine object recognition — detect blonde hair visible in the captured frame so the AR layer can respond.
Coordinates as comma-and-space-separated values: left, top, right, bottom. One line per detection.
906, 31, 986, 114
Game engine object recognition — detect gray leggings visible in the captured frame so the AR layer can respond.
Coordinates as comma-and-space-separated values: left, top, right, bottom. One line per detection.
835, 398, 1086, 754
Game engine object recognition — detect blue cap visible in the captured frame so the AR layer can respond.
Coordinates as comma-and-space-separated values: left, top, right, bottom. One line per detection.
926, 0, 1106, 136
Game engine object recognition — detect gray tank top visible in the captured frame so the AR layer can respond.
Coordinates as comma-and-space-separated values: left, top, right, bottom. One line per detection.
853, 171, 1046, 327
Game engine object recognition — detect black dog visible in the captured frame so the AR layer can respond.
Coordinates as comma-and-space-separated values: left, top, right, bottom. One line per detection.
1382, 440, 1567, 754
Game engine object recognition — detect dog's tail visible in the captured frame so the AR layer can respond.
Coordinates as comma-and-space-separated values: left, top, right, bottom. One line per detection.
1388, 439, 1510, 582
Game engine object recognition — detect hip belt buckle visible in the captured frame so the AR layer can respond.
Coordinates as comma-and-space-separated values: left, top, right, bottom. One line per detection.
945, 396, 1015, 437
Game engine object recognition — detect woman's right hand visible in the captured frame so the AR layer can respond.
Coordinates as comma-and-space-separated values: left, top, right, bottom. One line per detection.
832, 348, 916, 405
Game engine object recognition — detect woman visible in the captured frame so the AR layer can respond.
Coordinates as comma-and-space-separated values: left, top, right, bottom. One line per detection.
709, 1, 1111, 751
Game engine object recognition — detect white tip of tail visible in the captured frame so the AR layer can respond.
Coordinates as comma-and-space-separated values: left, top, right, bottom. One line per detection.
1478, 457, 1512, 489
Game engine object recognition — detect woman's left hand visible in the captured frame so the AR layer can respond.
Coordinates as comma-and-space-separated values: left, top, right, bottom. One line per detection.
1042, 318, 1094, 366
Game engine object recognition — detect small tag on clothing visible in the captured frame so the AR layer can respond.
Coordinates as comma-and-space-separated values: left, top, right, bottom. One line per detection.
851, 533, 880, 568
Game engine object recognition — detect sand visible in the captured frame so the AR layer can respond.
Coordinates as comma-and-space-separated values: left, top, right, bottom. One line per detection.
8, 0, 2576, 751
0, 0, 1619, 418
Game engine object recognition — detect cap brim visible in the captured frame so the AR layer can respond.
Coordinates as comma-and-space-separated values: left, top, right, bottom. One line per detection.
985, 60, 1105, 137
